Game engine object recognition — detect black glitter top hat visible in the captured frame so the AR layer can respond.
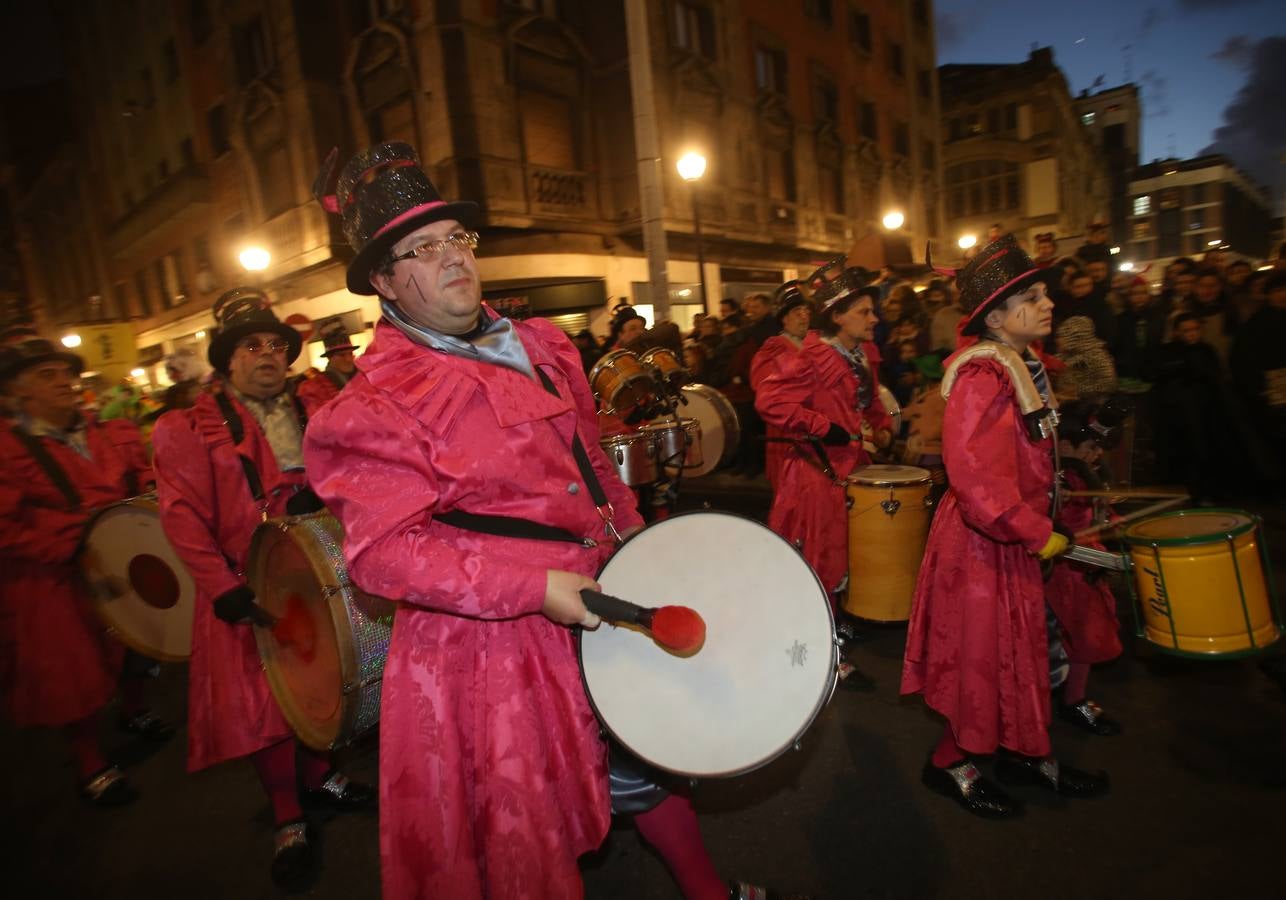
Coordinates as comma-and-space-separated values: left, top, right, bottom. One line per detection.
207, 287, 302, 373
807, 255, 880, 313
0, 337, 83, 383
313, 142, 480, 296
771, 280, 812, 327
928, 234, 1049, 335
317, 317, 357, 357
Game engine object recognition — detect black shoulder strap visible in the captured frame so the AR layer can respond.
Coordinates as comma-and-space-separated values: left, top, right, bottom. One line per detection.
532, 364, 609, 509
10, 426, 82, 511
212, 389, 267, 506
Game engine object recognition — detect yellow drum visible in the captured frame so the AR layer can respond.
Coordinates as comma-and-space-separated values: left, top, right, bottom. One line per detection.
844, 465, 933, 623
1124, 509, 1281, 657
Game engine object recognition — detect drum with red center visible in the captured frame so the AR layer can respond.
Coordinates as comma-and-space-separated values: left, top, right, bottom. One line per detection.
247, 511, 394, 750
81, 493, 195, 662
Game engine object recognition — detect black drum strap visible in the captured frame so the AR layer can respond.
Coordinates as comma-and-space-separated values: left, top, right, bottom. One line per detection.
11, 426, 82, 511
213, 388, 267, 508
435, 364, 611, 546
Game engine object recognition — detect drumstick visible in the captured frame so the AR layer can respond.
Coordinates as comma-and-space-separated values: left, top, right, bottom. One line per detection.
580, 589, 706, 655
1073, 495, 1190, 540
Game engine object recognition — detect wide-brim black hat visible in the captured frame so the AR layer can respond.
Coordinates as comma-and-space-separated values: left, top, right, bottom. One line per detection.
929, 235, 1050, 336
207, 287, 302, 373
772, 281, 812, 327
0, 337, 83, 383
807, 256, 880, 314
317, 317, 358, 356
313, 143, 480, 296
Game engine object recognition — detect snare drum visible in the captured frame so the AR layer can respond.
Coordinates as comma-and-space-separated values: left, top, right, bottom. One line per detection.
599, 431, 659, 486
1123, 509, 1282, 657
247, 511, 395, 750
641, 418, 703, 471
672, 384, 740, 476
843, 465, 933, 623
580, 511, 836, 778
589, 350, 657, 418
80, 493, 195, 662
640, 347, 687, 388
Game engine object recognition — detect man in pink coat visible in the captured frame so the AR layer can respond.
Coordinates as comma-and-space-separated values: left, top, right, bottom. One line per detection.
304, 143, 796, 900
749, 282, 812, 490
0, 336, 170, 806
152, 289, 373, 890
295, 317, 358, 417
901, 235, 1110, 819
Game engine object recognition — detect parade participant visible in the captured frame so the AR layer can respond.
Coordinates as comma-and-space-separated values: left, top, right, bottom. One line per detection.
751, 282, 812, 488
902, 234, 1109, 819
152, 289, 373, 890
0, 336, 172, 807
296, 316, 359, 416
755, 260, 893, 687
305, 142, 799, 900
1047, 404, 1123, 736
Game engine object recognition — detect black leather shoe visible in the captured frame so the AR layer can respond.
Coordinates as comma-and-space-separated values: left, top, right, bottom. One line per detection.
80, 765, 138, 807
837, 661, 877, 693
271, 820, 317, 892
301, 771, 376, 811
1057, 699, 1122, 736
729, 880, 812, 900
921, 760, 1019, 819
119, 709, 176, 742
994, 753, 1110, 797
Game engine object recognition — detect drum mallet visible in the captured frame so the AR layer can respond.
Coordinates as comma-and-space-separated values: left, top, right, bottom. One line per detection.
580, 589, 706, 655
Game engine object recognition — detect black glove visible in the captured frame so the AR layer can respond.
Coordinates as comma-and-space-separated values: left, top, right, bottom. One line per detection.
213, 585, 257, 625
821, 423, 851, 446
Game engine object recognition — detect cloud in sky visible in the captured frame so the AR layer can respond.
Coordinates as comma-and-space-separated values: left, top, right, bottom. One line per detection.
1210, 35, 1255, 67
1202, 36, 1286, 205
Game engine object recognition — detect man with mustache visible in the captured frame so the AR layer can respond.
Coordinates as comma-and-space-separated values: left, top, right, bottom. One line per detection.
152, 290, 373, 890
902, 234, 1109, 818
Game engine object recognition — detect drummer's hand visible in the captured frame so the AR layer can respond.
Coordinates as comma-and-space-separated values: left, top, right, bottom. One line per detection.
213, 585, 258, 625
543, 570, 601, 629
875, 428, 894, 449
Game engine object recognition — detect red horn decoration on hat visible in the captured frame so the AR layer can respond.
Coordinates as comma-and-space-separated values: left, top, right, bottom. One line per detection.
925, 242, 958, 278
312, 147, 341, 215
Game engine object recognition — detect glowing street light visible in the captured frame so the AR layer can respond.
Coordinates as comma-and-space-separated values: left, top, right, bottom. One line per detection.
195, 330, 206, 339
1207, 239, 1222, 247
1119, 261, 1135, 272
130, 367, 146, 379
1109, 246, 1121, 255
882, 210, 905, 230
675, 152, 709, 308
676, 151, 707, 182
61, 334, 82, 348
958, 234, 977, 250
239, 246, 271, 271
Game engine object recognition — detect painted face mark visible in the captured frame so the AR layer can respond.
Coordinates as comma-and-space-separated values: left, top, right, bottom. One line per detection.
1017, 306, 1030, 327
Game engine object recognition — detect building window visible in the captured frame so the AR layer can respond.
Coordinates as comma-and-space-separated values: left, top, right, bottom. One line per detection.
1189, 183, 1206, 204
1132, 195, 1151, 216
922, 139, 935, 169
986, 107, 1001, 134
893, 120, 909, 157
246, 99, 293, 218
1188, 216, 1203, 231
1080, 111, 1096, 126
917, 68, 932, 100
820, 164, 843, 215
858, 101, 878, 141
672, 1, 715, 60
754, 45, 787, 95
353, 30, 418, 145
190, 0, 213, 44
849, 8, 871, 53
233, 16, 273, 85
161, 250, 188, 308
764, 145, 795, 202
945, 160, 1021, 216
139, 68, 155, 108
135, 269, 156, 316
887, 40, 904, 77
912, 0, 929, 26
1004, 103, 1018, 130
948, 117, 963, 142
520, 91, 578, 169
208, 104, 229, 156
180, 137, 195, 166
1131, 221, 1153, 240
812, 69, 838, 125
158, 159, 169, 179
163, 39, 180, 84
804, 0, 833, 26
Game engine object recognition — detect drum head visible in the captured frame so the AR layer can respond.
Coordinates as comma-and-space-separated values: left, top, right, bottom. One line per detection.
81, 497, 195, 662
848, 464, 931, 486
672, 384, 740, 476
580, 512, 835, 778
1124, 509, 1255, 546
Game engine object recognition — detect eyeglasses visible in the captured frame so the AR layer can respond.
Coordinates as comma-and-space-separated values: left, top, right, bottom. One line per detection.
236, 338, 291, 355
390, 231, 479, 263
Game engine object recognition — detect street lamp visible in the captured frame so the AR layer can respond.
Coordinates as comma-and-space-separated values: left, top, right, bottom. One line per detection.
882, 210, 905, 230
61, 334, 82, 349
676, 152, 709, 310
239, 246, 271, 272
958, 234, 977, 250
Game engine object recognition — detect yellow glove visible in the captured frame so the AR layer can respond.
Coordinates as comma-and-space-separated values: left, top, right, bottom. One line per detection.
1036, 531, 1070, 560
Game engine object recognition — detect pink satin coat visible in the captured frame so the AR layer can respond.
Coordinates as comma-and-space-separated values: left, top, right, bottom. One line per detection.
152, 389, 300, 771
295, 369, 342, 418
750, 334, 803, 490
304, 320, 644, 900
1046, 469, 1123, 664
754, 332, 892, 593
901, 358, 1057, 757
0, 418, 149, 727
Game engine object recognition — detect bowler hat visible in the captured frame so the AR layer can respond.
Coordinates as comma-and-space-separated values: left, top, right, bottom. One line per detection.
0, 337, 83, 383
316, 317, 358, 357
206, 287, 302, 373
313, 142, 480, 296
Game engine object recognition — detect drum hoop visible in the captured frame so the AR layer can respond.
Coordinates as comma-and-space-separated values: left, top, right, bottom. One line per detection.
681, 384, 741, 467
81, 493, 193, 663
589, 349, 640, 381
248, 513, 367, 751
1121, 507, 1257, 547
576, 509, 837, 779
847, 476, 932, 488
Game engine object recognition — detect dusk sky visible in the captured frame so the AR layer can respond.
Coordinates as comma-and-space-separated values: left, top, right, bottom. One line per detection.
937, 0, 1286, 206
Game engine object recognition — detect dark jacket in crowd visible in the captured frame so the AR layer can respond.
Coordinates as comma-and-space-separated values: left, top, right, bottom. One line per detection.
1053, 285, 1117, 348
1112, 307, 1167, 381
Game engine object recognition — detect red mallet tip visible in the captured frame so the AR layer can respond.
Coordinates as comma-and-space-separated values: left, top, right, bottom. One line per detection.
650, 605, 706, 655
